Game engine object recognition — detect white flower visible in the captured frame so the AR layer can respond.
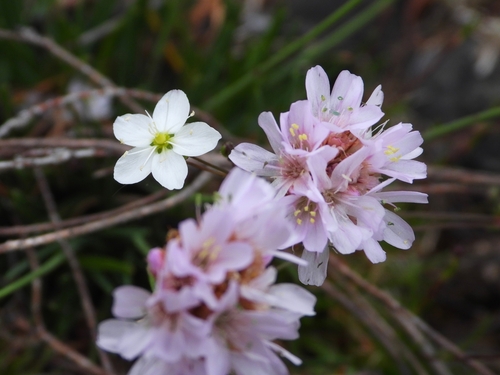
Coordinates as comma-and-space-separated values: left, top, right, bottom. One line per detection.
113, 90, 221, 189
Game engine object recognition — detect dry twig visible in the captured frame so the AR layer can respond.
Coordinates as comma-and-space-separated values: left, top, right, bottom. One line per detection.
34, 167, 114, 372
0, 27, 143, 113
328, 255, 496, 375
25, 225, 113, 375
0, 171, 213, 253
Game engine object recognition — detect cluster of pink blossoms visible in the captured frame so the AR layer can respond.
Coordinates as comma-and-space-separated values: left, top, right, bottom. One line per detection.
229, 66, 428, 285
98, 66, 428, 374
97, 168, 316, 375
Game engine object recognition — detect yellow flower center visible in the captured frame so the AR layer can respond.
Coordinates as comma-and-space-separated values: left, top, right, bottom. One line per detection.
151, 132, 174, 153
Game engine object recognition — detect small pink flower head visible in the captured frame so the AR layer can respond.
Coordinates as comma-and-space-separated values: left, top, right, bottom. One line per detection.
305, 66, 384, 132
229, 100, 333, 197
364, 122, 427, 183
216, 168, 305, 264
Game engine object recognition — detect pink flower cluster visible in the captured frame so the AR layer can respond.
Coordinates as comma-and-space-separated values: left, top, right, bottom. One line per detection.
229, 66, 428, 285
97, 169, 316, 375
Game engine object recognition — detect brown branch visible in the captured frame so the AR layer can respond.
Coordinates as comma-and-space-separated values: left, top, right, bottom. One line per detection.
428, 166, 500, 186
321, 280, 421, 375
328, 255, 496, 375
25, 224, 112, 375
0, 138, 128, 153
38, 329, 113, 375
0, 88, 162, 138
0, 189, 169, 237
326, 273, 430, 375
0, 171, 213, 253
0, 148, 98, 170
0, 27, 143, 113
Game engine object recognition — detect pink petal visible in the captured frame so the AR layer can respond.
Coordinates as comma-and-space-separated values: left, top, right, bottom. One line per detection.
306, 65, 331, 117
112, 286, 150, 319
258, 111, 283, 155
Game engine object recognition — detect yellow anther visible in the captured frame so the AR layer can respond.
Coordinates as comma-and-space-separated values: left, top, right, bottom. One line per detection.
198, 248, 210, 260
310, 218, 315, 224
202, 237, 215, 249
304, 206, 309, 212
384, 145, 399, 155
390, 156, 402, 162
294, 210, 301, 217
298, 134, 308, 141
321, 95, 326, 101
310, 211, 316, 217
289, 127, 296, 137
291, 123, 299, 130
296, 218, 302, 225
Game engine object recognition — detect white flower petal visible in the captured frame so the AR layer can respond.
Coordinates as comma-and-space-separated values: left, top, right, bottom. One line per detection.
113, 114, 154, 147
375, 191, 428, 204
258, 111, 283, 155
229, 143, 279, 176
366, 84, 384, 106
266, 341, 302, 366
97, 319, 129, 353
97, 319, 148, 358
128, 356, 167, 375
362, 238, 386, 263
383, 210, 415, 249
305, 65, 331, 117
151, 151, 187, 190
268, 284, 316, 316
383, 160, 427, 182
114, 146, 154, 184
112, 286, 151, 319
171, 121, 221, 156
298, 247, 329, 286
330, 70, 363, 110
152, 90, 190, 133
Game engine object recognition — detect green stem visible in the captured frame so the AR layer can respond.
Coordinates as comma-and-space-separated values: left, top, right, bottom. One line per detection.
424, 106, 500, 141
299, 0, 394, 61
203, 0, 364, 111
0, 252, 65, 299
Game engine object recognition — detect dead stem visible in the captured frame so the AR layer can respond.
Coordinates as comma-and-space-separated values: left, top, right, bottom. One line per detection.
328, 255, 497, 375
0, 171, 213, 253
34, 167, 115, 372
0, 27, 143, 113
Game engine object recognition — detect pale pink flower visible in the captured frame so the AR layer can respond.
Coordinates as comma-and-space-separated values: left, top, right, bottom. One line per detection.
98, 165, 318, 374
97, 285, 210, 365
205, 281, 310, 375
215, 168, 304, 264
229, 100, 333, 197
305, 66, 384, 132
362, 122, 427, 183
